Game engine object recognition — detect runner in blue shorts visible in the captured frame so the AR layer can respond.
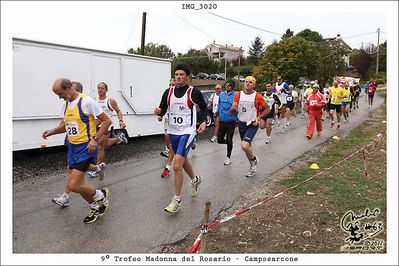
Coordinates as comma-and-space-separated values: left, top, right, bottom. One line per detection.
154, 64, 207, 213
43, 78, 111, 224
230, 76, 270, 177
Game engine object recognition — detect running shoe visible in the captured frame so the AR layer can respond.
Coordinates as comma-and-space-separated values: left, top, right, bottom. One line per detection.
117, 132, 128, 144
191, 142, 197, 150
190, 175, 202, 197
337, 123, 341, 130
265, 137, 271, 144
87, 170, 97, 178
245, 169, 255, 177
306, 135, 312, 140
97, 188, 109, 217
330, 121, 334, 128
250, 156, 258, 173
161, 168, 171, 178
164, 198, 182, 213
224, 157, 232, 165
97, 162, 106, 181
160, 148, 169, 158
84, 208, 101, 224
344, 118, 348, 123
52, 194, 70, 207
210, 136, 217, 142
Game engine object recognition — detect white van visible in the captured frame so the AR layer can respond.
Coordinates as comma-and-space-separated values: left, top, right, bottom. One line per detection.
13, 38, 171, 151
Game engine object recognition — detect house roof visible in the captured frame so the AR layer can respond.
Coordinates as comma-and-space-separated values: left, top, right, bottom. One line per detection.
207, 43, 243, 52
323, 37, 352, 51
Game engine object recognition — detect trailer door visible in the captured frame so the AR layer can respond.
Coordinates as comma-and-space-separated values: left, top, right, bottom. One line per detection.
122, 57, 170, 114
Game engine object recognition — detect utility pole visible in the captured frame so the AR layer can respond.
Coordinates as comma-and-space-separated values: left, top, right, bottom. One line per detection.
140, 12, 147, 55
224, 57, 227, 80
376, 27, 380, 76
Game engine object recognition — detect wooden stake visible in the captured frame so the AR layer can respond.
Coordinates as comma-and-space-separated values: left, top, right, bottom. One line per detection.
199, 201, 211, 253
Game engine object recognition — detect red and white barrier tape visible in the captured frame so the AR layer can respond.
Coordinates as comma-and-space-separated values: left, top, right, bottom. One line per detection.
188, 134, 385, 253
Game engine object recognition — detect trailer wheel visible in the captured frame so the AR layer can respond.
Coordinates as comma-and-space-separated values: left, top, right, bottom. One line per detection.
206, 114, 212, 127
112, 128, 129, 139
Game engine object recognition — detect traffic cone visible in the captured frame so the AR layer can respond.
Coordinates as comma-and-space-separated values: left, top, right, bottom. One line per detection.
309, 163, 320, 170
332, 135, 340, 140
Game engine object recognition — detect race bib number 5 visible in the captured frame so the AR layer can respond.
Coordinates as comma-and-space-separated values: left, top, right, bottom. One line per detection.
66, 122, 80, 136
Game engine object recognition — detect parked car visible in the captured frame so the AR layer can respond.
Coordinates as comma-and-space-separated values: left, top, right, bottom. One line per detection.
196, 90, 215, 127
209, 73, 224, 80
196, 72, 209, 79
233, 75, 245, 82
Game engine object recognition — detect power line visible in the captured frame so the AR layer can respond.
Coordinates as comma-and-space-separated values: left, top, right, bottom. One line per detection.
342, 32, 376, 40
208, 12, 282, 36
174, 12, 223, 43
123, 13, 140, 52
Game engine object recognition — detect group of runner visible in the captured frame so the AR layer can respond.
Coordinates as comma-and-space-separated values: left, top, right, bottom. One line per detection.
43, 79, 128, 223
43, 63, 375, 220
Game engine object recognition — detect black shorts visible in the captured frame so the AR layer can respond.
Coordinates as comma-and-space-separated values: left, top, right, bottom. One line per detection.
69, 157, 94, 172
329, 104, 341, 113
368, 94, 375, 99
286, 102, 295, 109
263, 109, 275, 120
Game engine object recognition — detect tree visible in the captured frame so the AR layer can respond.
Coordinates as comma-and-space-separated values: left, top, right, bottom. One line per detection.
296, 29, 323, 43
281, 29, 294, 39
253, 36, 320, 88
317, 39, 348, 83
247, 36, 265, 65
350, 48, 372, 78
172, 48, 219, 76
128, 42, 175, 59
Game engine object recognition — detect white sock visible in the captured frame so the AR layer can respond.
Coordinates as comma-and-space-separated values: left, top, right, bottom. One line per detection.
166, 164, 171, 170
93, 189, 104, 201
96, 165, 101, 172
89, 201, 99, 209
174, 195, 181, 201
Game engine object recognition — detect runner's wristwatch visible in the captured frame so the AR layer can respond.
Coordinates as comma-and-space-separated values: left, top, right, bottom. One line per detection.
92, 136, 99, 142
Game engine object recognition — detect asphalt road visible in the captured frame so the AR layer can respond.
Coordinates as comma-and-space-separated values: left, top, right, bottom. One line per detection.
12, 93, 384, 253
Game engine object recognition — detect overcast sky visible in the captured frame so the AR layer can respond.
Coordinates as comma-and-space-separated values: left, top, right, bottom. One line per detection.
2, 1, 392, 56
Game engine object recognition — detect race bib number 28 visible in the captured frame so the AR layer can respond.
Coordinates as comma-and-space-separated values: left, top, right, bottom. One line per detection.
66, 122, 80, 136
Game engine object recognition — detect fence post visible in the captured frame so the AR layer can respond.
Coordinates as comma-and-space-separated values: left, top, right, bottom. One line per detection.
199, 201, 211, 253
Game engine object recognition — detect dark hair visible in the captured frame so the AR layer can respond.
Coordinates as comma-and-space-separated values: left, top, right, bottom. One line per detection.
224, 79, 235, 88
174, 63, 191, 76
72, 81, 83, 93
60, 78, 72, 90
265, 82, 273, 86
98, 82, 108, 90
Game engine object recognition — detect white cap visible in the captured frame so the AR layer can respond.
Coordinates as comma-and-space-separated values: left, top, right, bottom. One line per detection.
310, 81, 315, 85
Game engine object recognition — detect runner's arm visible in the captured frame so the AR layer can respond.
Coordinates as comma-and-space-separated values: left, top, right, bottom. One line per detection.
109, 98, 126, 129
258, 97, 271, 120
154, 89, 170, 117
274, 94, 283, 109
42, 120, 66, 139
191, 88, 208, 124
229, 92, 239, 113
191, 88, 207, 133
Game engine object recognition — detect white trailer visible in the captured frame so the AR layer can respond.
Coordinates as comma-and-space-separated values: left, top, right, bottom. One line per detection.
12, 38, 171, 151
